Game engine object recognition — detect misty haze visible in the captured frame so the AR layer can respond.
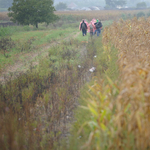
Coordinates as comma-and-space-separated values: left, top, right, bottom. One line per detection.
0, 0, 150, 150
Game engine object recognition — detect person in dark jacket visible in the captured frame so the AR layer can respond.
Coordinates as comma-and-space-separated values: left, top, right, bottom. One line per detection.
80, 20, 87, 36
94, 19, 102, 36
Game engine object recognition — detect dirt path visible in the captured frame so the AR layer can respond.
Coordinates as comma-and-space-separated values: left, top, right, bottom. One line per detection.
0, 32, 80, 83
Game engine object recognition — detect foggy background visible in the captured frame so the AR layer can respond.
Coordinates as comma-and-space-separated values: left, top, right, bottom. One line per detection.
0, 0, 150, 11
54, 0, 150, 8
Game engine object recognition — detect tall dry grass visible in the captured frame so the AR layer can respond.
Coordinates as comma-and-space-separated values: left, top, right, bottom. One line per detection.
0, 9, 148, 22
0, 39, 94, 150
102, 16, 150, 149
0, 12, 10, 21
78, 17, 150, 150
55, 10, 148, 21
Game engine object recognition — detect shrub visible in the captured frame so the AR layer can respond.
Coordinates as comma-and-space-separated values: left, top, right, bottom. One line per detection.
121, 13, 127, 20
23, 25, 31, 31
128, 13, 132, 19
136, 11, 145, 18
147, 10, 150, 17
0, 37, 15, 57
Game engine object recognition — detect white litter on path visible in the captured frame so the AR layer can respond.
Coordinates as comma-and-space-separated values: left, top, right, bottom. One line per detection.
89, 67, 96, 72
94, 55, 97, 58
78, 65, 81, 68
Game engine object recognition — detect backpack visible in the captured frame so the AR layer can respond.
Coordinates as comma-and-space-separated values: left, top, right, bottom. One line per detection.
96, 22, 102, 29
89, 24, 93, 32
82, 23, 86, 30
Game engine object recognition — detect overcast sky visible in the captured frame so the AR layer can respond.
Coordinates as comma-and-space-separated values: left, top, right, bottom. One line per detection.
54, 0, 150, 7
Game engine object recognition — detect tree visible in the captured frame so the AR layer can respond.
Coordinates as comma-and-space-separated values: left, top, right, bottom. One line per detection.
8, 0, 59, 28
105, 0, 126, 8
55, 2, 67, 10
136, 2, 147, 8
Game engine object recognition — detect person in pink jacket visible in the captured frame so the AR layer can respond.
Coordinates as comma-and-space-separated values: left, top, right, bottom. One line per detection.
88, 21, 94, 37
91, 18, 97, 33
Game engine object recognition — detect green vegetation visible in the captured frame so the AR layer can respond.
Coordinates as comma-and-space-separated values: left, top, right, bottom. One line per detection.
0, 25, 77, 71
1, 8, 150, 149
62, 36, 119, 150
0, 38, 90, 149
137, 11, 145, 18
8, 0, 58, 28
0, 12, 116, 149
147, 10, 150, 17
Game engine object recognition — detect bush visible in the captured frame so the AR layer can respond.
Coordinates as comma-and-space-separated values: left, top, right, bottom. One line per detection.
128, 13, 132, 19
147, 10, 150, 17
0, 26, 14, 36
121, 13, 127, 20
23, 25, 31, 31
0, 37, 15, 57
137, 11, 145, 18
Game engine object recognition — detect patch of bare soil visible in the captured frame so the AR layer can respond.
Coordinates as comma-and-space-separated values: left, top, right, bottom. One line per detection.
0, 32, 80, 83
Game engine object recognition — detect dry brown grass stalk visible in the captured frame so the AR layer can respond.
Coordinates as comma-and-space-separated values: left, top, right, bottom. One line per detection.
55, 10, 148, 21
102, 16, 150, 149
0, 12, 10, 21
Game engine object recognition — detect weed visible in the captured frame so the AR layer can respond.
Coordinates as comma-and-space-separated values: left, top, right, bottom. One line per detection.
137, 11, 145, 18
0, 37, 91, 149
73, 16, 150, 150
0, 37, 15, 57
16, 37, 36, 52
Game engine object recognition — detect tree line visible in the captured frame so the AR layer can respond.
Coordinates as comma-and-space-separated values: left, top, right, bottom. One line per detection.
2, 0, 148, 28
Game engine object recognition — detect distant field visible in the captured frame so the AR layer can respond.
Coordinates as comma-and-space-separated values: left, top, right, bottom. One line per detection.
0, 8, 8, 12
1, 7, 150, 150
0, 9, 150, 23
0, 12, 10, 21
55, 9, 150, 21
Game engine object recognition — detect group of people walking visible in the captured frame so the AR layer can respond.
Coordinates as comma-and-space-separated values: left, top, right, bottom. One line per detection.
79, 19, 103, 37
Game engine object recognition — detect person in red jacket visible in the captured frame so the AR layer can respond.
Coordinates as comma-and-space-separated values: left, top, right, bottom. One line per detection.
88, 21, 94, 37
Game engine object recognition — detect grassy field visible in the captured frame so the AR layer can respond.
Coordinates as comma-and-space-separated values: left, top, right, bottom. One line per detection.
1, 9, 150, 150
0, 22, 79, 72
0, 14, 113, 149
1, 9, 150, 22
0, 8, 8, 12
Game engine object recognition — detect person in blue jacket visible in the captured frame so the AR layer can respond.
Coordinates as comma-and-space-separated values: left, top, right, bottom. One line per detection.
94, 19, 103, 36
